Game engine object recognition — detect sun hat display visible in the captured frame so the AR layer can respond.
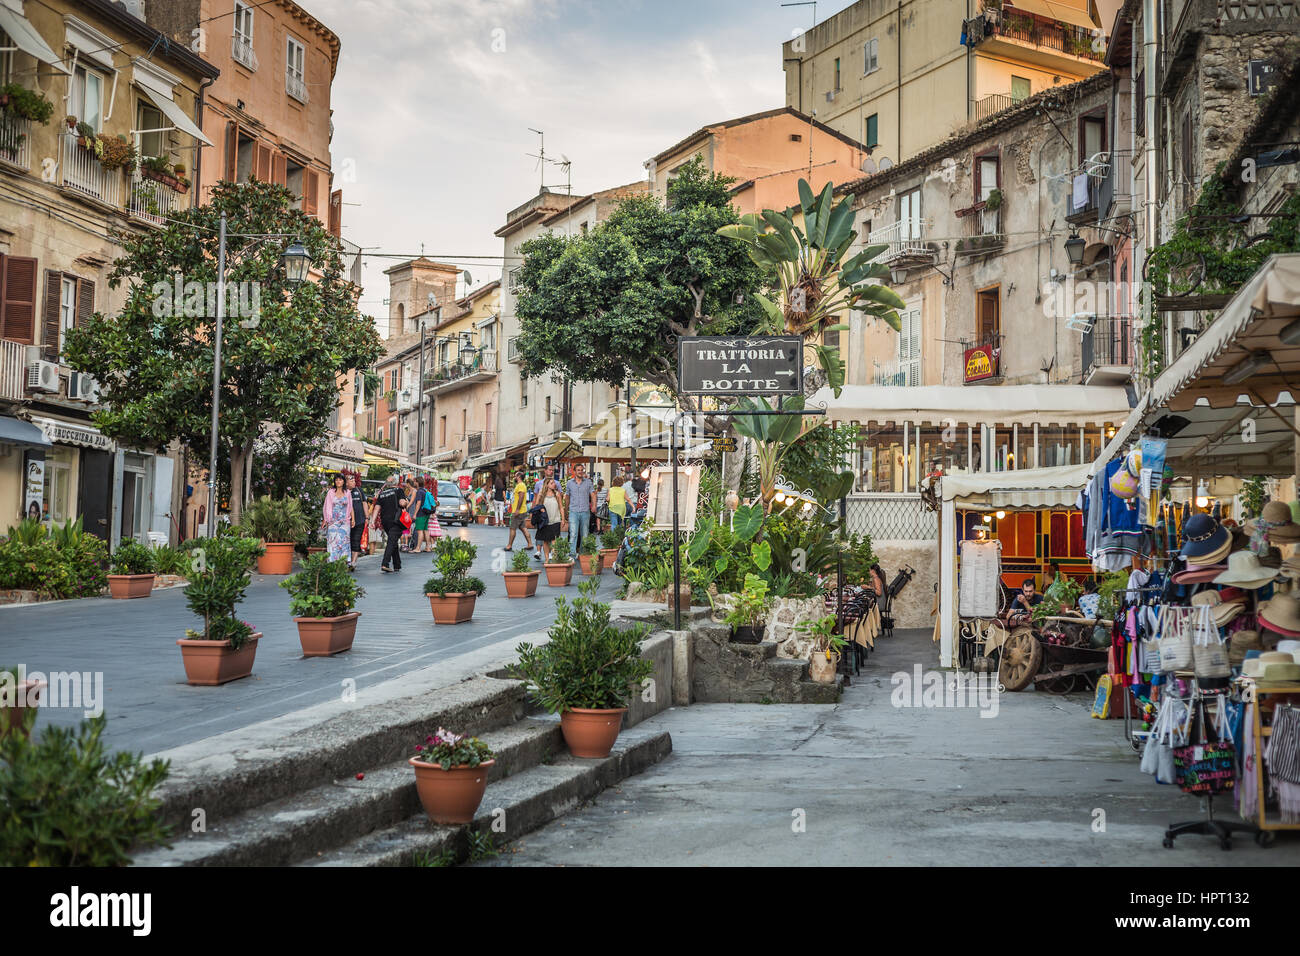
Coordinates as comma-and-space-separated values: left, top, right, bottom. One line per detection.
1243, 651, 1300, 681
1179, 513, 1230, 561
1276, 639, 1300, 663
1172, 563, 1229, 585
1259, 546, 1283, 569
1190, 590, 1246, 627
1125, 447, 1142, 477
1246, 500, 1300, 548
1259, 592, 1300, 637
1280, 554, 1300, 579
1218, 586, 1248, 605
1213, 550, 1282, 589
1228, 629, 1262, 667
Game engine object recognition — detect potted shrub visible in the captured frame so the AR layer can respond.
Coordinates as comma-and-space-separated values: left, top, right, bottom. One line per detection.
544, 536, 575, 587
176, 536, 262, 685
725, 573, 772, 644
242, 495, 309, 574
797, 615, 847, 683
0, 84, 55, 125
95, 133, 137, 173
408, 727, 496, 824
513, 580, 655, 758
106, 539, 156, 599
281, 551, 364, 656
577, 534, 603, 576
1, 667, 44, 738
598, 525, 622, 569
424, 536, 486, 624
503, 548, 540, 599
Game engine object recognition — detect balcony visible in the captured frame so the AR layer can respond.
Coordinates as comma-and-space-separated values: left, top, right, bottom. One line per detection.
424, 348, 500, 396
867, 219, 936, 267
1065, 169, 1103, 225
286, 71, 309, 104
956, 205, 1006, 257
1081, 316, 1134, 385
973, 92, 1028, 122
465, 430, 495, 458
870, 359, 912, 387
0, 111, 32, 171
977, 6, 1105, 70
1, 339, 26, 401
60, 134, 121, 207
232, 34, 258, 70
128, 170, 187, 226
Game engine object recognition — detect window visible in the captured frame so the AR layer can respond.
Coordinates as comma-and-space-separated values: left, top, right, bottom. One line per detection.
0, 30, 13, 83
520, 379, 528, 408
59, 277, 76, 354
233, 1, 257, 69
388, 420, 396, 447
833, 57, 841, 91
136, 100, 165, 159
897, 307, 921, 386
1011, 75, 1031, 102
545, 395, 552, 419
69, 66, 103, 132
976, 286, 1000, 344
480, 321, 497, 352
864, 37, 879, 74
898, 187, 922, 241
865, 113, 878, 149
1080, 113, 1106, 164
439, 415, 447, 446
286, 36, 307, 103
975, 151, 1000, 201
1135, 72, 1145, 137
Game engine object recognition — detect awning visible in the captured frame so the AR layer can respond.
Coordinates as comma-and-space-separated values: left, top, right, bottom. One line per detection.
29, 416, 114, 450
310, 456, 363, 474
812, 383, 1132, 429
544, 432, 585, 459
361, 442, 407, 465
0, 415, 51, 448
0, 5, 69, 73
135, 79, 214, 146
939, 462, 1092, 509
422, 450, 460, 465
1007, 0, 1100, 31
463, 448, 507, 470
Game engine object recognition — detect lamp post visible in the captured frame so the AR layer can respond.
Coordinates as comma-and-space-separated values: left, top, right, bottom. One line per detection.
1064, 230, 1086, 268
206, 213, 311, 537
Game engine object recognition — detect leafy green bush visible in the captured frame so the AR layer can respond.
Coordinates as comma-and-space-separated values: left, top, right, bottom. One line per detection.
599, 525, 624, 550
510, 550, 534, 573
110, 539, 155, 576
723, 573, 771, 630
150, 544, 191, 576
0, 83, 55, 124
423, 536, 486, 596
578, 533, 600, 556
240, 495, 310, 543
0, 715, 171, 866
184, 535, 256, 647
412, 727, 494, 770
0, 518, 106, 598
549, 536, 572, 563
513, 580, 654, 712
281, 551, 363, 618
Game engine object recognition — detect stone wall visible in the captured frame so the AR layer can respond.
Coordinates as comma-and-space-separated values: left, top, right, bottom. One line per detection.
872, 540, 938, 631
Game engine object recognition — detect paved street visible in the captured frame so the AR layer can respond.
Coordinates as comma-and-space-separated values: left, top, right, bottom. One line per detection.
478, 629, 1300, 867
0, 525, 619, 754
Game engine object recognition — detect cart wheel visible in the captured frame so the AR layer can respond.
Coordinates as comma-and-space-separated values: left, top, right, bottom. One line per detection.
1255, 830, 1276, 848
1162, 836, 1174, 849
1040, 673, 1078, 695
998, 626, 1042, 692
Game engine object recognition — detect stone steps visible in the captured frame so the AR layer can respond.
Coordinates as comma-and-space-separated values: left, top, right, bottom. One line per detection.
692, 624, 843, 704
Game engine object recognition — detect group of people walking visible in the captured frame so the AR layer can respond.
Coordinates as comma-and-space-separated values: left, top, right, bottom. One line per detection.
500, 463, 649, 562
320, 472, 444, 574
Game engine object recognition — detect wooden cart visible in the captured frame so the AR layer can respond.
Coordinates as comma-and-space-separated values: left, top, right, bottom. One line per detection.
993, 614, 1111, 693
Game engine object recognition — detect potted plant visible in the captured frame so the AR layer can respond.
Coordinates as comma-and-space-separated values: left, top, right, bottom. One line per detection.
544, 536, 575, 587
106, 539, 156, 599
95, 133, 137, 173
724, 573, 772, 644
1, 667, 44, 738
503, 548, 540, 598
176, 536, 262, 685
424, 536, 486, 624
408, 727, 495, 824
281, 551, 364, 656
598, 525, 623, 570
513, 580, 655, 758
984, 188, 1004, 212
577, 534, 604, 576
0, 84, 55, 125
241, 495, 309, 574
797, 615, 847, 683
74, 120, 95, 150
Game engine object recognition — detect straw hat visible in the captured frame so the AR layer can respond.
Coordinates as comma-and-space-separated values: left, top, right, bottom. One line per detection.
1180, 513, 1230, 560
1218, 586, 1249, 605
1173, 563, 1229, 585
1247, 500, 1300, 542
1213, 551, 1282, 590
1191, 590, 1246, 627
1228, 629, 1262, 667
1244, 650, 1300, 681
1280, 554, 1300, 579
1259, 592, 1300, 637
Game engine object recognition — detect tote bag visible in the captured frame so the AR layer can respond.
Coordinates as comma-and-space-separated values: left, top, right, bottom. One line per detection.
1158, 606, 1195, 673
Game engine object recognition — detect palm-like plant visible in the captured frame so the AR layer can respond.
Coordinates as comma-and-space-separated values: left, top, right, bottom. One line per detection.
731, 394, 822, 511
717, 179, 906, 395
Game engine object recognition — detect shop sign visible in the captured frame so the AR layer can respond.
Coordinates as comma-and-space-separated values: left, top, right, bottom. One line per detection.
23, 452, 44, 523
33, 417, 115, 451
677, 336, 803, 396
457, 475, 471, 491
963, 345, 999, 383
711, 437, 737, 454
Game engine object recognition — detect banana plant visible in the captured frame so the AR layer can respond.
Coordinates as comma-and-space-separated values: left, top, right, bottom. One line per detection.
717, 179, 906, 396
731, 394, 823, 512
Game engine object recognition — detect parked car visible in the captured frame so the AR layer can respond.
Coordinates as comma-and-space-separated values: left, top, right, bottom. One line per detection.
435, 480, 472, 526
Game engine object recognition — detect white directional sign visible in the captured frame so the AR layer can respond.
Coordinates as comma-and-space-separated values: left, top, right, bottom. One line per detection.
677, 336, 803, 396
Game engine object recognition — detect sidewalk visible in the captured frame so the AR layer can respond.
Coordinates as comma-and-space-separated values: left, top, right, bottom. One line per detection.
478, 628, 1300, 866
0, 526, 620, 754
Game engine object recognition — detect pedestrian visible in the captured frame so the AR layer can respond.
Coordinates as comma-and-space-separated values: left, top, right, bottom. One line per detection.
532, 464, 554, 558
562, 463, 596, 552
594, 477, 608, 533
322, 473, 352, 564
376, 476, 408, 573
412, 477, 431, 552
608, 474, 627, 531
492, 473, 507, 526
347, 473, 367, 570
535, 478, 564, 563
504, 469, 533, 552
425, 478, 443, 541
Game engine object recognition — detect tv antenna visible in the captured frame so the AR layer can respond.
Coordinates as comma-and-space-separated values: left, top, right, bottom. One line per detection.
526, 129, 572, 197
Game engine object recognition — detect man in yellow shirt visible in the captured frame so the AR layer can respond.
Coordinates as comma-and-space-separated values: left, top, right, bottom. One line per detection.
505, 469, 533, 552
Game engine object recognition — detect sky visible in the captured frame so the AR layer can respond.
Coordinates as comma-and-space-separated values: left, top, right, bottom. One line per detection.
311, 0, 858, 320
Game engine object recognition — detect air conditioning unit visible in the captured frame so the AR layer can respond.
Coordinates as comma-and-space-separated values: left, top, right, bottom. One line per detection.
26, 360, 59, 393
396, 388, 414, 412
69, 372, 101, 403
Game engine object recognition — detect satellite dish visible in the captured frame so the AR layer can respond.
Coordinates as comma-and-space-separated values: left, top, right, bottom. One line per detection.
861, 157, 877, 174
462, 269, 473, 286
878, 156, 894, 170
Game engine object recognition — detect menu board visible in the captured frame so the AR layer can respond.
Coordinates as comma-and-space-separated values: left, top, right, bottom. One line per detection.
959, 538, 1003, 618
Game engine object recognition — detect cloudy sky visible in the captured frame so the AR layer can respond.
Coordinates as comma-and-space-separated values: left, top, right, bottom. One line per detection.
311, 0, 856, 320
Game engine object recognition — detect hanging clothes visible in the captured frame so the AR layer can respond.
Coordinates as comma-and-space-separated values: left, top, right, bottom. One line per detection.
1265, 704, 1300, 823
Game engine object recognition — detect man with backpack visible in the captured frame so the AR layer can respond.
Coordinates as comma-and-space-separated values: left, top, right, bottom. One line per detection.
504, 469, 534, 553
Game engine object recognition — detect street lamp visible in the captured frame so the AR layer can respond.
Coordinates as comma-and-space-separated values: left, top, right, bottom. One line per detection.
282, 241, 311, 285
890, 265, 907, 285
1064, 231, 1086, 267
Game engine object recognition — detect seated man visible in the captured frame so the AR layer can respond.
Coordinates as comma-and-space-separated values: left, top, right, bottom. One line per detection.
1010, 578, 1044, 617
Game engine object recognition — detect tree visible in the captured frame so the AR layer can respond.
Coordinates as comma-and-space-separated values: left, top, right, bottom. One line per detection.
63, 180, 383, 523
513, 158, 766, 411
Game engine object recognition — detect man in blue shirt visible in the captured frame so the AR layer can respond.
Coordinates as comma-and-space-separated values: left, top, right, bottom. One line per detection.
564, 463, 596, 551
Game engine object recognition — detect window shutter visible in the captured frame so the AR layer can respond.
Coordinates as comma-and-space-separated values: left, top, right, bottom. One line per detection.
302, 168, 318, 215
41, 269, 62, 357
225, 121, 240, 182
75, 277, 95, 328
1, 254, 38, 345
254, 142, 273, 181
271, 151, 287, 186
329, 188, 342, 238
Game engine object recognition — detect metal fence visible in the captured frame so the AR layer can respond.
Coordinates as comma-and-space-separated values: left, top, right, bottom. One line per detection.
843, 493, 937, 541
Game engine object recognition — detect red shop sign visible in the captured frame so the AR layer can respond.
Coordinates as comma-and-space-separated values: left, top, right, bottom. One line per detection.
964, 345, 999, 382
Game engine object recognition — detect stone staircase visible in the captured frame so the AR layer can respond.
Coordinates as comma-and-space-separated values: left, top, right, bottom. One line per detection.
692, 623, 843, 704
134, 676, 670, 867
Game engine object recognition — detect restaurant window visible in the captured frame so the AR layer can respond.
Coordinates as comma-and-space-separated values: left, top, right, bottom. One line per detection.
1082, 426, 1104, 464
1039, 426, 1079, 468
993, 427, 1016, 471
857, 426, 907, 493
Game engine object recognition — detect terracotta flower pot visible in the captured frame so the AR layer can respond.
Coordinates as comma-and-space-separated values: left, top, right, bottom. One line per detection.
600, 547, 618, 570
475, 515, 488, 524
427, 591, 477, 624
808, 651, 839, 684
107, 573, 155, 599
503, 570, 539, 598
560, 707, 627, 758
294, 610, 360, 656
578, 553, 604, 576
257, 541, 295, 574
1, 679, 45, 737
176, 633, 261, 686
544, 562, 574, 587
409, 758, 495, 824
